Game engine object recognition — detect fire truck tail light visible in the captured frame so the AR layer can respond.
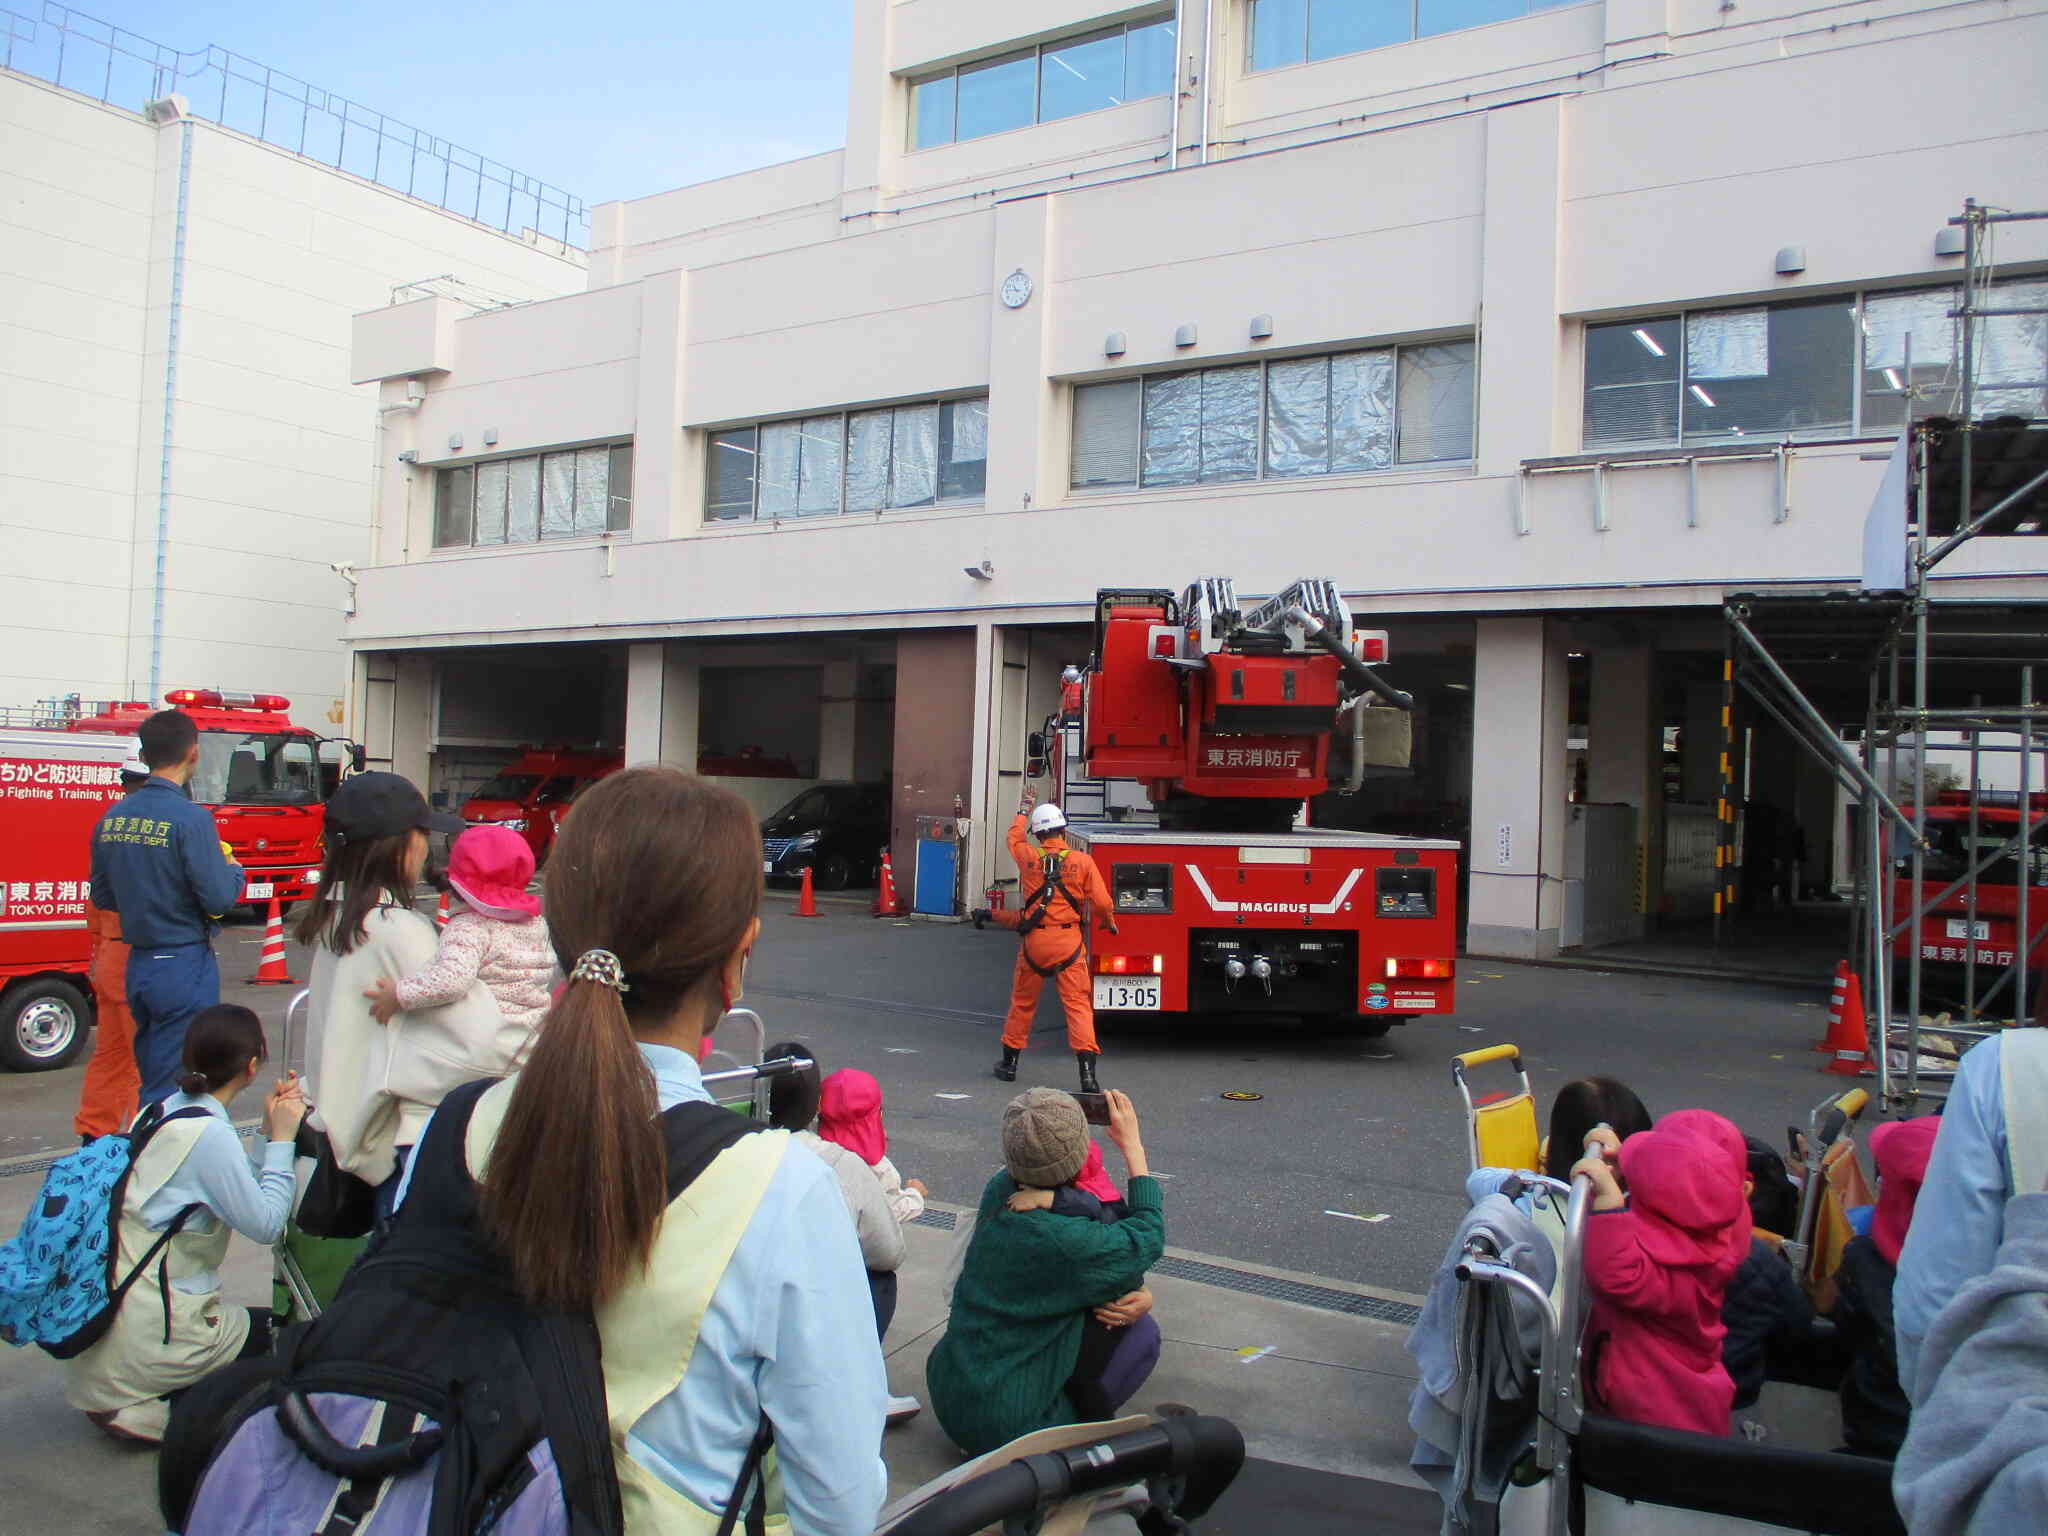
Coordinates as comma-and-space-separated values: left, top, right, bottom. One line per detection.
165, 688, 223, 707
1357, 631, 1389, 663
1094, 955, 1165, 975
1386, 957, 1454, 980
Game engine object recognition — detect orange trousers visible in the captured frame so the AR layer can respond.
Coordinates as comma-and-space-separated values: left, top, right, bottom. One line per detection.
1002, 927, 1098, 1053
73, 936, 138, 1138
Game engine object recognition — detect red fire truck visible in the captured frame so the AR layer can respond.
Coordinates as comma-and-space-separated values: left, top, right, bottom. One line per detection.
1891, 789, 2047, 1011
0, 727, 131, 1070
460, 746, 624, 865
1035, 580, 1458, 1038
60, 689, 362, 908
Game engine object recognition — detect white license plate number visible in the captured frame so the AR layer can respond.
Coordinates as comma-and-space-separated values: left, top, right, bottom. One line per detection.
762, 860, 774, 874
244, 883, 275, 900
1945, 918, 1990, 940
1094, 977, 1161, 1011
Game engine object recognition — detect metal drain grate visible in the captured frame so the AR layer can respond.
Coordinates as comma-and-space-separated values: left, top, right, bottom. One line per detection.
1152, 1255, 1420, 1326
908, 1209, 1417, 1326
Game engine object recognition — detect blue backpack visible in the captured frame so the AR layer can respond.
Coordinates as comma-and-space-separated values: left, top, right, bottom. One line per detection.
0, 1103, 211, 1358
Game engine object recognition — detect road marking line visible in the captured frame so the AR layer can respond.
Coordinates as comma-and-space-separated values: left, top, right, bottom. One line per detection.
885, 1047, 918, 1054
934, 1092, 972, 1100
1235, 1345, 1275, 1363
1324, 1209, 1390, 1223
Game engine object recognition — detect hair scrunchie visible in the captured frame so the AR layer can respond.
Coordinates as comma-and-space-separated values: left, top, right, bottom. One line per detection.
570, 948, 630, 993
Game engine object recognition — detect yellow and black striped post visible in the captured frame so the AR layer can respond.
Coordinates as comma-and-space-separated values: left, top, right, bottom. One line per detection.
1714, 652, 1737, 942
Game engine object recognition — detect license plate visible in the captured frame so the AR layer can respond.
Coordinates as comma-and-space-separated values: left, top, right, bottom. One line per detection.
1094, 977, 1161, 1011
244, 883, 275, 900
762, 860, 774, 874
1945, 918, 1990, 940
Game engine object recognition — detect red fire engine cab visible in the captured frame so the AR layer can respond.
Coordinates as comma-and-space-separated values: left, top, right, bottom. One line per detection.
63, 689, 362, 908
1890, 789, 2047, 1012
1038, 579, 1458, 1037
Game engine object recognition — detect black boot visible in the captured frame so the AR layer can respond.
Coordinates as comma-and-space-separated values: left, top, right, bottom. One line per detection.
970, 907, 991, 930
1076, 1052, 1101, 1094
993, 1046, 1020, 1082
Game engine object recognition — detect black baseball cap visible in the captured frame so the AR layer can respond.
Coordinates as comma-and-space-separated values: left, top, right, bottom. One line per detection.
326, 771, 464, 843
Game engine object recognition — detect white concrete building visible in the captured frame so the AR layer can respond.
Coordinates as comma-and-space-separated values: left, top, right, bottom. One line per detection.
1, 23, 586, 728
345, 0, 2048, 958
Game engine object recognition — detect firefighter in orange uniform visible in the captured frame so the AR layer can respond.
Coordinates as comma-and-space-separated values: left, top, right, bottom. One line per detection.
72, 755, 150, 1141
994, 786, 1118, 1091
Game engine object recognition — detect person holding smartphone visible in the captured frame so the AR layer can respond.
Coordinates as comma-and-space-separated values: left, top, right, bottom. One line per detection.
926, 1087, 1166, 1454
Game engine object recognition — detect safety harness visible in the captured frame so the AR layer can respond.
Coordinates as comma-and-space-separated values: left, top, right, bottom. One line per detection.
1017, 849, 1089, 978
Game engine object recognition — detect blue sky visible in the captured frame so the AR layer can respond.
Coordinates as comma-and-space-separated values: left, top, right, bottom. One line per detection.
56, 1, 853, 207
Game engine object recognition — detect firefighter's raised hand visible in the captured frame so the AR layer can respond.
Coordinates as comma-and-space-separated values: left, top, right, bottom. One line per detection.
1019, 785, 1037, 814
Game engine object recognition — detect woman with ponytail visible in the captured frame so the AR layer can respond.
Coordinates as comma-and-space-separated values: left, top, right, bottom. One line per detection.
395, 766, 888, 1534
66, 1005, 306, 1445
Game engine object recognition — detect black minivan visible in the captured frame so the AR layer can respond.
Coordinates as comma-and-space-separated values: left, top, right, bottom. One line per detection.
760, 782, 892, 890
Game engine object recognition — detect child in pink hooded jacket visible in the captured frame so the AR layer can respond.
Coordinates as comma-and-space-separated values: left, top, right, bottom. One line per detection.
1572, 1108, 1750, 1436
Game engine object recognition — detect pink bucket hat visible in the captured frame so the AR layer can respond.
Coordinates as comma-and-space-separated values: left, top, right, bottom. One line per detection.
446, 825, 541, 920
818, 1069, 887, 1167
1869, 1116, 1940, 1267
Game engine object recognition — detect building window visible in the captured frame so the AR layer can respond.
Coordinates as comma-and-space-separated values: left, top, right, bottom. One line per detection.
910, 13, 1177, 149
1070, 339, 1475, 492
434, 443, 632, 549
1582, 277, 2047, 448
1249, 0, 1581, 72
1860, 277, 2048, 429
707, 397, 989, 522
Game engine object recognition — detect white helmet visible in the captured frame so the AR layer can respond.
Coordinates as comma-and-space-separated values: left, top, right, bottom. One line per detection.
1029, 803, 1068, 835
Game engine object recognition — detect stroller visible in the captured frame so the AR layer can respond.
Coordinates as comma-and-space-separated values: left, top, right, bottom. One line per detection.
1450, 1120, 1902, 1534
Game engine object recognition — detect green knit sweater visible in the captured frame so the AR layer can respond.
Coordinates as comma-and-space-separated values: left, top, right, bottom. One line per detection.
926, 1170, 1166, 1456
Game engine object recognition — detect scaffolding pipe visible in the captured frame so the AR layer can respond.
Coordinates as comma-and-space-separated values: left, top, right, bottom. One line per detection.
1919, 465, 2048, 573
1869, 790, 1893, 1107
2021, 665, 2034, 1029
1726, 609, 1925, 847
1966, 708, 1981, 1019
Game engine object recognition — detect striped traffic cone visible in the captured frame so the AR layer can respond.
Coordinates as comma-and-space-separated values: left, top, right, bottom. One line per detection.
795, 866, 820, 918
874, 847, 902, 918
1822, 968, 1872, 1075
1817, 959, 1849, 1052
435, 890, 450, 929
247, 897, 296, 985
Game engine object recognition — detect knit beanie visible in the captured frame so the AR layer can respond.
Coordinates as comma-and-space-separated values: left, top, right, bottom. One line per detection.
1002, 1087, 1089, 1188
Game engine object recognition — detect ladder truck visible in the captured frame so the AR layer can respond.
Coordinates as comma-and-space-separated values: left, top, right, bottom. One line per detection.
1032, 579, 1458, 1037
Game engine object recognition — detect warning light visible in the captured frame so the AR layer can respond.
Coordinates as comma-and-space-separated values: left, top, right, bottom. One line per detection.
164, 688, 224, 708
1357, 631, 1389, 663
1153, 634, 1176, 658
1095, 955, 1165, 975
1386, 957, 1454, 979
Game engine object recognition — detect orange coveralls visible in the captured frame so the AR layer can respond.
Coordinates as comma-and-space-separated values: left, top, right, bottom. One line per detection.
1001, 814, 1114, 1053
72, 900, 139, 1138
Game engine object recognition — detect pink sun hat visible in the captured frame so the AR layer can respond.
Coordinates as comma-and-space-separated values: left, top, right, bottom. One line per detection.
446, 825, 541, 921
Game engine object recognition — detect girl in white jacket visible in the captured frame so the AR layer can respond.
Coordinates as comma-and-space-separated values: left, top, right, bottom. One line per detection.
294, 773, 519, 1214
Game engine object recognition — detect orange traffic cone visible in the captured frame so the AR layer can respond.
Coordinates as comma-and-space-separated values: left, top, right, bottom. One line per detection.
795, 865, 820, 918
874, 847, 902, 918
248, 897, 297, 985
1817, 959, 1849, 1052
1822, 966, 1872, 1075
435, 890, 450, 929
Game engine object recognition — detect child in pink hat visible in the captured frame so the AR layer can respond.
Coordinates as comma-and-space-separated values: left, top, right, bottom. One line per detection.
365, 825, 554, 1051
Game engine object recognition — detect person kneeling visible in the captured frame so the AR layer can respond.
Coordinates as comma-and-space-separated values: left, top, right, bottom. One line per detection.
68, 1005, 303, 1445
928, 1087, 1165, 1455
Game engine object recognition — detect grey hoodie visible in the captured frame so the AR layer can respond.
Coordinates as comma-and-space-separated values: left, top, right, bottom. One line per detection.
1893, 1191, 2048, 1533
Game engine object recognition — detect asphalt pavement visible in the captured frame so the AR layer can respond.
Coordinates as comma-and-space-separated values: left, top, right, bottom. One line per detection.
1, 892, 1846, 1297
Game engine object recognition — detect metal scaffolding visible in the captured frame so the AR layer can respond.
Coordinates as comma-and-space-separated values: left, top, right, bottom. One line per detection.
1724, 199, 2048, 1109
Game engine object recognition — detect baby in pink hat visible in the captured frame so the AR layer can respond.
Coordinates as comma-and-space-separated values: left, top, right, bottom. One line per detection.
364, 825, 554, 1050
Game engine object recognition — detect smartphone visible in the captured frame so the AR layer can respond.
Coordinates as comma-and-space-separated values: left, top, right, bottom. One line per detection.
1075, 1091, 1112, 1126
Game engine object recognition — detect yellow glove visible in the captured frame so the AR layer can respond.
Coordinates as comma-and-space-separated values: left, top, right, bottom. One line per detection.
220, 840, 242, 866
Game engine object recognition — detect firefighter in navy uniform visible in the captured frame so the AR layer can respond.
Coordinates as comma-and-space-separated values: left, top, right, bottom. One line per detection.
989, 786, 1118, 1090
88, 709, 246, 1107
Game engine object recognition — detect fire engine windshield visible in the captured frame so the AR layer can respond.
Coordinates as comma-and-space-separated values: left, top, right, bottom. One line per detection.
190, 731, 321, 807
471, 773, 543, 804
1910, 817, 2048, 889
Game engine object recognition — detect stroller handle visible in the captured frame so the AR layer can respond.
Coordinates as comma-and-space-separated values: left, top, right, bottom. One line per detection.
1451, 1044, 1523, 1078
885, 1416, 1245, 1536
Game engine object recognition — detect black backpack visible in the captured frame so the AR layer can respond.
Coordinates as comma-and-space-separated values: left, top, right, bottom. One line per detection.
181, 1080, 768, 1536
